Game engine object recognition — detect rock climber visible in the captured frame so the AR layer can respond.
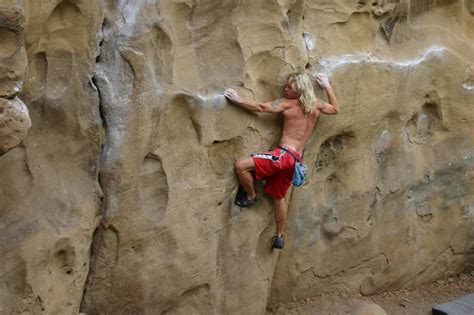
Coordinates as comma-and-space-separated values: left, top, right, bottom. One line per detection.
224, 72, 340, 249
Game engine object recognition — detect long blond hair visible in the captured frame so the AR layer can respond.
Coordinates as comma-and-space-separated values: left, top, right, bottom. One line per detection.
288, 72, 317, 114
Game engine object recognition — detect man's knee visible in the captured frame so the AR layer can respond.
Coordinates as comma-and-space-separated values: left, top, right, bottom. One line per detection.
234, 157, 253, 173
273, 197, 287, 209
234, 158, 244, 173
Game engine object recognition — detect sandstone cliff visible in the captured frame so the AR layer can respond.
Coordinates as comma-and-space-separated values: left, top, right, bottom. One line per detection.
0, 0, 473, 314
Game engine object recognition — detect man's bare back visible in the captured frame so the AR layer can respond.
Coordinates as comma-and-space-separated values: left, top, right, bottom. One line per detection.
278, 98, 319, 154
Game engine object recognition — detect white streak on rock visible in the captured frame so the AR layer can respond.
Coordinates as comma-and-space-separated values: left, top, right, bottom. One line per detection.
303, 32, 316, 50
463, 82, 474, 91
122, 1, 141, 26
375, 129, 392, 154
418, 113, 428, 121
197, 93, 209, 102
317, 46, 446, 75
13, 83, 22, 93
380, 130, 391, 141
463, 204, 474, 220
197, 93, 226, 105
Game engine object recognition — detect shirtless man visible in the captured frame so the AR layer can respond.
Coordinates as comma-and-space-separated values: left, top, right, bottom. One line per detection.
224, 72, 339, 249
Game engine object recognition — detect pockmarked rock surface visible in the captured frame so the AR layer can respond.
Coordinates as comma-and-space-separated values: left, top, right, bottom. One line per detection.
0, 0, 103, 314
0, 2, 30, 155
0, 97, 31, 154
0, 0, 473, 314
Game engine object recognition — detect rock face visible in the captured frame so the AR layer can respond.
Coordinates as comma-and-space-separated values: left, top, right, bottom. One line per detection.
0, 0, 473, 314
0, 0, 103, 314
0, 97, 31, 154
0, 2, 31, 155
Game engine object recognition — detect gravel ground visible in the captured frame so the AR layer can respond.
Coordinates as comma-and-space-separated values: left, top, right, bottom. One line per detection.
268, 272, 474, 315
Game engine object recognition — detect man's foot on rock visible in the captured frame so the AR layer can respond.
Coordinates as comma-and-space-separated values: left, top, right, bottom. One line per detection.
272, 235, 284, 249
235, 196, 257, 207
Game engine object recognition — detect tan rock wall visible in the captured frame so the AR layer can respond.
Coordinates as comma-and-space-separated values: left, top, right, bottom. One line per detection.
0, 0, 103, 313
0, 0, 472, 314
0, 2, 30, 155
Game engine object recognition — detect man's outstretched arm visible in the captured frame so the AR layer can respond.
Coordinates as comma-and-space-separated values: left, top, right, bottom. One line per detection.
224, 89, 285, 113
315, 74, 340, 115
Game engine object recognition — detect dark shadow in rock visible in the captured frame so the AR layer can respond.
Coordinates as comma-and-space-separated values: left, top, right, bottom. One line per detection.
409, 164, 468, 212
324, 173, 340, 202
208, 137, 243, 177
51, 238, 75, 275
381, 16, 400, 41
316, 132, 355, 171
322, 208, 341, 237
466, 0, 474, 14
80, 225, 120, 313
406, 101, 443, 145
46, 1, 82, 33
27, 52, 47, 98
150, 24, 173, 86
139, 153, 168, 222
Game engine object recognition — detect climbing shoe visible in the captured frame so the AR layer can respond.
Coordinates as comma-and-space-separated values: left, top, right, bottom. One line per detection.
234, 184, 257, 207
272, 235, 284, 249
234, 197, 257, 208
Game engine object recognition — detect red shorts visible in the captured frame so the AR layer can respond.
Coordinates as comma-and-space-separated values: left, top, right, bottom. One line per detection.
252, 146, 300, 199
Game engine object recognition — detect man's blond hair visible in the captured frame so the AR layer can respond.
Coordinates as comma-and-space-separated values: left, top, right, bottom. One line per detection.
288, 72, 317, 114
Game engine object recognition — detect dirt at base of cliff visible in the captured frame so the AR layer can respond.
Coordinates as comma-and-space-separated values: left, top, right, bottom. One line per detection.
268, 272, 474, 315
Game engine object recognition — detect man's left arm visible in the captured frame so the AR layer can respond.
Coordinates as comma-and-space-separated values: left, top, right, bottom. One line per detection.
315, 74, 340, 115
224, 89, 286, 113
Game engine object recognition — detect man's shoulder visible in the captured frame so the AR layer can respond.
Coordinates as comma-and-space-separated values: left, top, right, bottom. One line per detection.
280, 98, 300, 107
271, 98, 295, 110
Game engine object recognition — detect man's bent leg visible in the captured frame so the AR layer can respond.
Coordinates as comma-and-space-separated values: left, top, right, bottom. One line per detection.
274, 197, 287, 236
234, 157, 256, 199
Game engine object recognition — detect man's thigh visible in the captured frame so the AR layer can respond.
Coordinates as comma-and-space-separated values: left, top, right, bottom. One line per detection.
252, 153, 281, 180
236, 156, 255, 172
264, 174, 291, 199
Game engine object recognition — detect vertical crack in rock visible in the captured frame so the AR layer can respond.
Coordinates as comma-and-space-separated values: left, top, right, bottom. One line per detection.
79, 15, 108, 313
78, 0, 146, 310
